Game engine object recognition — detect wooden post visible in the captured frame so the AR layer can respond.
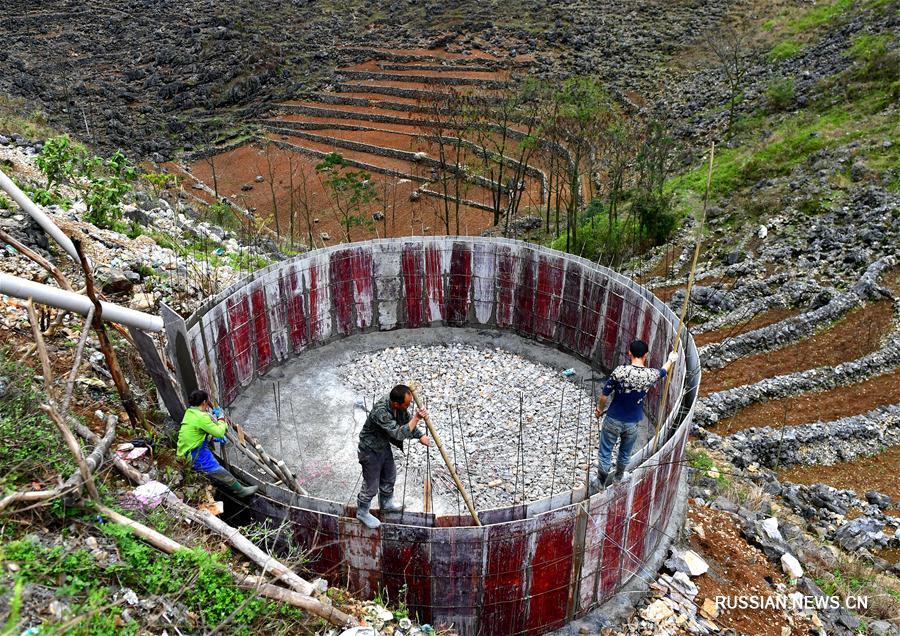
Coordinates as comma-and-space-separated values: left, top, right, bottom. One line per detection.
408, 382, 481, 526
652, 142, 715, 453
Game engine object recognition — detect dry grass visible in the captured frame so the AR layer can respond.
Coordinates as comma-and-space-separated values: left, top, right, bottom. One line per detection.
804, 549, 900, 623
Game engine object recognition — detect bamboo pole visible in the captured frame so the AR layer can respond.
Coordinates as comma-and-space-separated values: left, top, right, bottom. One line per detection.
651, 143, 715, 453
408, 382, 481, 526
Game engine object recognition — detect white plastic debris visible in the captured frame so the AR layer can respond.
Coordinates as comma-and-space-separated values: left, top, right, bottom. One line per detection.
130, 480, 170, 509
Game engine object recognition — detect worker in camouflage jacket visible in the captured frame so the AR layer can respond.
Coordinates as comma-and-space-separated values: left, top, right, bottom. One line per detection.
356, 384, 431, 529
177, 389, 258, 498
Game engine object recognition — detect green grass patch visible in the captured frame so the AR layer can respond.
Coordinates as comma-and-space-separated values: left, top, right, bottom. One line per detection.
686, 448, 730, 487
0, 351, 77, 492
768, 39, 803, 63
785, 0, 853, 33
0, 520, 312, 635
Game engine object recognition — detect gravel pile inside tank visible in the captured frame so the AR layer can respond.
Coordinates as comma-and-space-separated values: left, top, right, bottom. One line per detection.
338, 343, 602, 510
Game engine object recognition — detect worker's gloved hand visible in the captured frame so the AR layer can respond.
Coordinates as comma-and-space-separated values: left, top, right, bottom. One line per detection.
211, 406, 224, 419
667, 351, 679, 366
213, 437, 227, 445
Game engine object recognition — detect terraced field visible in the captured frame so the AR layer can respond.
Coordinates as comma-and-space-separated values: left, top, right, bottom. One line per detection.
176, 47, 559, 244
643, 235, 900, 566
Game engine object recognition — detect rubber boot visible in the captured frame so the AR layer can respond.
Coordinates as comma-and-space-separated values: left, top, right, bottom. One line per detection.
356, 502, 381, 529
208, 468, 258, 498
227, 480, 259, 498
379, 495, 403, 513
590, 468, 609, 495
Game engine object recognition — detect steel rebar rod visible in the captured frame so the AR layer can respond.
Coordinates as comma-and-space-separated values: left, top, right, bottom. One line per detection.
408, 382, 481, 526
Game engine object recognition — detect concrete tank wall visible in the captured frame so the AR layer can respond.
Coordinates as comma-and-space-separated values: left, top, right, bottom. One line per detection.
170, 237, 700, 635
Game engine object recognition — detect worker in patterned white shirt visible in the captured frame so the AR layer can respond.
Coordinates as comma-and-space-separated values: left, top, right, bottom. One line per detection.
591, 339, 678, 491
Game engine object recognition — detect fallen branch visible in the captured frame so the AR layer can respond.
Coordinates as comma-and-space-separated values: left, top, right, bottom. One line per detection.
239, 576, 355, 625
73, 237, 145, 431
0, 227, 73, 291
75, 412, 351, 626
94, 504, 356, 626
61, 306, 95, 413
0, 382, 116, 513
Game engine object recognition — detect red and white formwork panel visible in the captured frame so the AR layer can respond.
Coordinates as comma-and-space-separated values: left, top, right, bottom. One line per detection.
169, 237, 700, 635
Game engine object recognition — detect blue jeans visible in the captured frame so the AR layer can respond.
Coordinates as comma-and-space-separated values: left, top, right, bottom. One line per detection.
597, 416, 639, 474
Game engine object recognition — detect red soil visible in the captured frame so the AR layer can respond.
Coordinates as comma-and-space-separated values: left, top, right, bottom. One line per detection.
689, 505, 813, 635
701, 301, 895, 396
777, 446, 900, 504
186, 143, 501, 243
693, 307, 803, 347
712, 366, 900, 435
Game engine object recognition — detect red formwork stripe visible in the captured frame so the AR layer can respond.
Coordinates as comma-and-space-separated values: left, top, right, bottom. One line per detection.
429, 528, 482, 634
446, 241, 473, 326
214, 312, 239, 404
639, 303, 655, 355
658, 440, 683, 540
533, 254, 564, 341
189, 336, 210, 396
495, 245, 516, 328
526, 510, 575, 634
250, 285, 272, 375
381, 524, 433, 626
227, 292, 254, 387
338, 517, 382, 598
401, 243, 425, 328
329, 249, 355, 336
598, 483, 628, 600
350, 247, 374, 329
623, 471, 654, 576
281, 265, 309, 353
600, 286, 624, 371
481, 522, 528, 636
425, 242, 445, 323
618, 287, 641, 350
577, 271, 605, 360
514, 248, 536, 336
290, 509, 343, 586
556, 260, 582, 352
645, 444, 674, 557
646, 319, 670, 413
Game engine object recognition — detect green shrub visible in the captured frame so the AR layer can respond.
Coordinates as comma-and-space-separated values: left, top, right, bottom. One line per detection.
768, 40, 802, 63
849, 34, 900, 82
766, 77, 797, 112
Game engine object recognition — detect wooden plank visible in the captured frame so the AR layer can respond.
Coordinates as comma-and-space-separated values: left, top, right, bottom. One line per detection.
329, 248, 354, 336
481, 522, 528, 635
533, 254, 564, 341
526, 508, 575, 634
401, 242, 425, 328
446, 241, 473, 326
350, 246, 374, 329
425, 242, 445, 323
472, 241, 495, 324
250, 283, 273, 375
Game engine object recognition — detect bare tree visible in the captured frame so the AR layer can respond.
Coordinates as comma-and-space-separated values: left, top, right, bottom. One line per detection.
260, 143, 282, 238
706, 25, 752, 138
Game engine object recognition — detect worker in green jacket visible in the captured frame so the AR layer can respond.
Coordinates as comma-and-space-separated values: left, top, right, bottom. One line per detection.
177, 390, 258, 497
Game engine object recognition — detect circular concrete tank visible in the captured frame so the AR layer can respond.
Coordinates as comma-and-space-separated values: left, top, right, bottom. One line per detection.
167, 237, 700, 635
